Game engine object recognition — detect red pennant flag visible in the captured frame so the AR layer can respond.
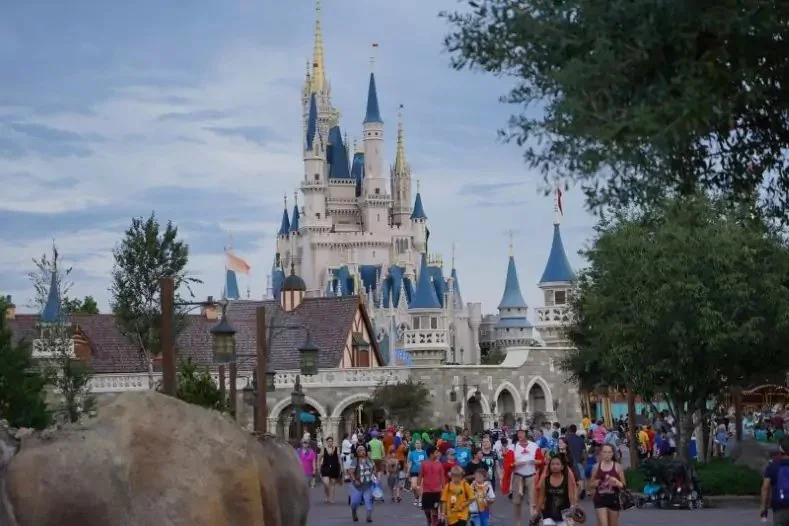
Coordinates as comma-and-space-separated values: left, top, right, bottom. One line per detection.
557, 187, 564, 216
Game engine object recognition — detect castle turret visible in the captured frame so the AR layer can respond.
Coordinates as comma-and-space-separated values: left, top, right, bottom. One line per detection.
390, 105, 412, 226
404, 253, 446, 365
360, 58, 391, 232
536, 189, 575, 345
410, 180, 428, 252
495, 238, 535, 348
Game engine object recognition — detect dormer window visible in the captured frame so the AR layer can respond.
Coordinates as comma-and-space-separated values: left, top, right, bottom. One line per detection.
351, 332, 370, 367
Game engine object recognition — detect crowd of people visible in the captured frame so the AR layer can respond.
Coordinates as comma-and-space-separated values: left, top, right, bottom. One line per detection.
294, 419, 638, 526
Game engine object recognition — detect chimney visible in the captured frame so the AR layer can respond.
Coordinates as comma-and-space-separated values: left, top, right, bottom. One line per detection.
4, 295, 15, 320
201, 296, 219, 320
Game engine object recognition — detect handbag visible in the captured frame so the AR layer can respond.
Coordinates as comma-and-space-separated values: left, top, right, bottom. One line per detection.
618, 488, 636, 511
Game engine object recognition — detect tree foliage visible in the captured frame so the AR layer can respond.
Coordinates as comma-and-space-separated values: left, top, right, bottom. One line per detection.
64, 296, 99, 315
562, 194, 789, 461
442, 1, 789, 219
175, 359, 223, 411
0, 297, 50, 429
110, 213, 200, 385
370, 379, 432, 428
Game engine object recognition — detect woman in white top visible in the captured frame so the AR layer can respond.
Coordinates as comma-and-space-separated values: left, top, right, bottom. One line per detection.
341, 433, 353, 481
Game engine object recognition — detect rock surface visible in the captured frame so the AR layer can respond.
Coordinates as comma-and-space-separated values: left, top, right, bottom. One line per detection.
0, 391, 309, 526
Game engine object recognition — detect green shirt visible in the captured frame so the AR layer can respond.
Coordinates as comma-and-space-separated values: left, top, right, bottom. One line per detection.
368, 438, 385, 460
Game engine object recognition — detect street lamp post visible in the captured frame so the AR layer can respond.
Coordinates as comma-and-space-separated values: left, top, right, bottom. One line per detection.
253, 306, 320, 435
210, 302, 237, 413
291, 375, 306, 441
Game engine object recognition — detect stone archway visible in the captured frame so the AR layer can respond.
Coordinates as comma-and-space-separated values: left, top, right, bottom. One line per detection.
465, 389, 492, 435
275, 402, 323, 441
525, 376, 554, 419
496, 388, 517, 428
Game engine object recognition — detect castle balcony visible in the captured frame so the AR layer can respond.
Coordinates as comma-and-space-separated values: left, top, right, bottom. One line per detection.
403, 328, 449, 351
535, 305, 570, 327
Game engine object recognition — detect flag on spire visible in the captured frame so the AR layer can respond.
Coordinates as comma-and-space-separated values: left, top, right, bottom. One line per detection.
557, 187, 564, 216
226, 251, 251, 274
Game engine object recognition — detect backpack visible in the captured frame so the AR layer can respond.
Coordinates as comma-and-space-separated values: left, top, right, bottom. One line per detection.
775, 463, 789, 505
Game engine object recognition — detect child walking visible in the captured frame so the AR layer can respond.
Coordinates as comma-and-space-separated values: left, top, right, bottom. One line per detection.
441, 466, 474, 526
386, 447, 402, 502
469, 468, 495, 526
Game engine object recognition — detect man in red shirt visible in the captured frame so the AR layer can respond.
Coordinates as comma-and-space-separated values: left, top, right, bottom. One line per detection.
418, 447, 445, 523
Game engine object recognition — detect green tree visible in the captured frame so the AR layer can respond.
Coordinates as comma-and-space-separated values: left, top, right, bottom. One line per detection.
480, 348, 506, 366
562, 194, 789, 463
442, 2, 789, 219
175, 359, 223, 410
27, 246, 94, 423
63, 296, 99, 315
370, 379, 432, 428
110, 213, 201, 388
0, 297, 51, 429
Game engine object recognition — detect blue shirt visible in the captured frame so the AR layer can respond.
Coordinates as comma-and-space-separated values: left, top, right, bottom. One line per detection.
455, 447, 471, 468
441, 431, 457, 447
765, 459, 789, 510
408, 450, 427, 474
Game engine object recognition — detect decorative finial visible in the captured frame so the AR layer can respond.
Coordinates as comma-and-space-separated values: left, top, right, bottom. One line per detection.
507, 230, 515, 257
290, 260, 296, 276
395, 104, 406, 173
555, 186, 563, 226
284, 193, 288, 209
370, 43, 379, 71
293, 190, 299, 206
451, 242, 456, 270
311, 0, 326, 93
416, 179, 421, 194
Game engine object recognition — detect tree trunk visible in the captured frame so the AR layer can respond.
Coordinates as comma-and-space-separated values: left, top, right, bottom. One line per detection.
627, 391, 639, 469
733, 386, 743, 442
677, 406, 695, 465
695, 410, 707, 464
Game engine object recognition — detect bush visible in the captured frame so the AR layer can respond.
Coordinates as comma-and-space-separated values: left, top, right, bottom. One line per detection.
626, 459, 761, 496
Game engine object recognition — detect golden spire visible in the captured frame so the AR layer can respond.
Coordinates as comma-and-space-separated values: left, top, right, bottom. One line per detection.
311, 0, 326, 93
394, 104, 406, 173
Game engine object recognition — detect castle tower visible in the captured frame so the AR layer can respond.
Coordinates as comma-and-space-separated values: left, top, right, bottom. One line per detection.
536, 189, 575, 345
276, 194, 290, 264
390, 105, 412, 226
303, 90, 328, 224
302, 0, 338, 139
405, 253, 446, 365
360, 55, 391, 232
410, 180, 428, 252
495, 236, 535, 348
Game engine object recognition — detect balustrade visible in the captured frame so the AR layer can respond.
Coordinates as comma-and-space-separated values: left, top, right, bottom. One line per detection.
535, 306, 570, 327
403, 329, 448, 348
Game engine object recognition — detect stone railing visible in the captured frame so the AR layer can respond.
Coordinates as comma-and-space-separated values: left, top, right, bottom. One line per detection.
535, 305, 570, 327
89, 371, 253, 394
272, 367, 409, 389
32, 339, 75, 359
403, 329, 448, 349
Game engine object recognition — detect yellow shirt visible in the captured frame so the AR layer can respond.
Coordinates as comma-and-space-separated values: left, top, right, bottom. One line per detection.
638, 430, 649, 447
582, 417, 591, 431
441, 480, 473, 524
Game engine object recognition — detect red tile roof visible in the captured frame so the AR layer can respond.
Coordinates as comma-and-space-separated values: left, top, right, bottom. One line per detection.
6, 296, 377, 374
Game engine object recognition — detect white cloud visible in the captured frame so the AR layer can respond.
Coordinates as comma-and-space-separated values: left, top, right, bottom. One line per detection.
0, 0, 596, 317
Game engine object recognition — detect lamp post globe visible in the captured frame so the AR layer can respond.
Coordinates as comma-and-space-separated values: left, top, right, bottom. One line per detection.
298, 338, 319, 376
209, 305, 236, 363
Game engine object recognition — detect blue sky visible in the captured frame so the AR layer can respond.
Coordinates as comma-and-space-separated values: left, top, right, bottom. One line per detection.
0, 0, 595, 315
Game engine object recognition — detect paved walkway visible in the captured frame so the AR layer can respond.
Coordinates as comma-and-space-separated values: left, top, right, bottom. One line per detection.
305, 485, 758, 525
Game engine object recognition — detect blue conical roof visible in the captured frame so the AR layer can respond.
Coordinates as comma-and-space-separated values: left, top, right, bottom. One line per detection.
451, 267, 463, 307
498, 256, 527, 310
411, 192, 427, 220
306, 92, 318, 150
327, 126, 352, 179
540, 224, 575, 283
40, 269, 63, 323
363, 72, 383, 124
351, 152, 365, 197
225, 269, 240, 300
278, 206, 290, 236
290, 204, 300, 232
271, 258, 285, 301
409, 254, 441, 310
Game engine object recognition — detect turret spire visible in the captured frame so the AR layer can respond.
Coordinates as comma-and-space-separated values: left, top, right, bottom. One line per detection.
394, 104, 407, 173
311, 0, 326, 93
363, 44, 383, 124
498, 244, 528, 310
554, 186, 563, 226
278, 194, 290, 236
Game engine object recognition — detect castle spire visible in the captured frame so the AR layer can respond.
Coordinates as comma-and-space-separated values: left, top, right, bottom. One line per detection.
311, 0, 326, 93
394, 104, 407, 173
363, 44, 383, 124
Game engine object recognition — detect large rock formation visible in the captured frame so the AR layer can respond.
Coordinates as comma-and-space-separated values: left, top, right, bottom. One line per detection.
0, 391, 309, 526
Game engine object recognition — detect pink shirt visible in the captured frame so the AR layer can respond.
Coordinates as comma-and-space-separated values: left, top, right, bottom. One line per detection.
298, 448, 316, 476
592, 426, 607, 444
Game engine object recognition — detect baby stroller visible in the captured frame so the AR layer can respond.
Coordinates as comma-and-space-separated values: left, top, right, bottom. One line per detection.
666, 462, 703, 509
636, 476, 667, 509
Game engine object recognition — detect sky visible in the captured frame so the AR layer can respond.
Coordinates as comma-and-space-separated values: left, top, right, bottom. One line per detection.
0, 0, 596, 316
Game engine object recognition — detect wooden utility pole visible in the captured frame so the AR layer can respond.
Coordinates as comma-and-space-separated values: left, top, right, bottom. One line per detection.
160, 277, 175, 396
218, 365, 226, 409
229, 361, 237, 419
256, 306, 268, 434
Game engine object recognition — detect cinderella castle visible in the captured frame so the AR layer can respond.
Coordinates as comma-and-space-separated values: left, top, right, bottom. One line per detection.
234, 1, 577, 368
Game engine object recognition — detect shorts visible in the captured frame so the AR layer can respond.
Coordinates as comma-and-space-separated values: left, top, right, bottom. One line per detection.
387, 475, 398, 489
422, 491, 442, 510
594, 493, 621, 511
373, 459, 385, 472
511, 474, 534, 505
